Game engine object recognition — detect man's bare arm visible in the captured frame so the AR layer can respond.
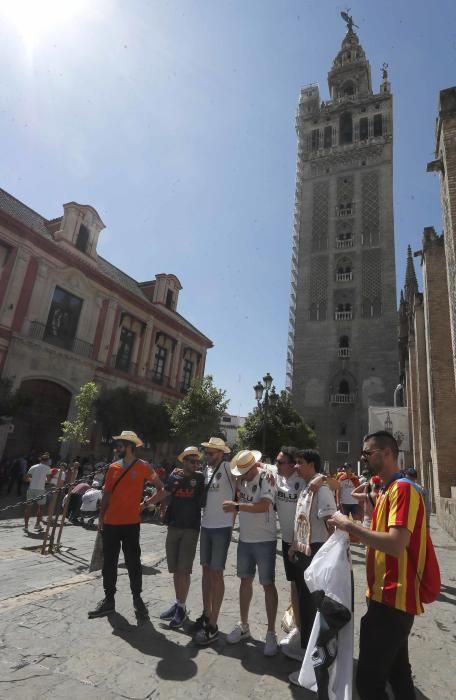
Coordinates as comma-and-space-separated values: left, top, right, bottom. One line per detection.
328, 512, 410, 557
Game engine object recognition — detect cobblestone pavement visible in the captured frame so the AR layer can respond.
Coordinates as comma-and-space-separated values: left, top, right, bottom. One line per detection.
0, 513, 454, 699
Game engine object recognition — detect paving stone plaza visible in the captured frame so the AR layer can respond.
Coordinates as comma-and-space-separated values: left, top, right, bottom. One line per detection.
0, 516, 454, 700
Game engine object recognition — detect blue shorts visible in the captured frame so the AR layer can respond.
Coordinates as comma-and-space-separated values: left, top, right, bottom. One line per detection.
237, 540, 276, 585
200, 526, 232, 570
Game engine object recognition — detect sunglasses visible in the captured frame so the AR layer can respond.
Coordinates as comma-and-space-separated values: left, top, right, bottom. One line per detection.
361, 449, 381, 459
185, 458, 200, 465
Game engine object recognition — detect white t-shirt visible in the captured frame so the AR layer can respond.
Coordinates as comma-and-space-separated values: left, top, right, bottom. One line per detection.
294, 484, 337, 545
81, 488, 102, 512
275, 470, 306, 544
27, 463, 51, 490
339, 476, 359, 505
201, 461, 237, 529
238, 471, 277, 543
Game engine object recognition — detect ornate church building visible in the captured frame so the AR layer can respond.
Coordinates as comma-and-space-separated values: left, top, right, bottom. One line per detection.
287, 21, 398, 467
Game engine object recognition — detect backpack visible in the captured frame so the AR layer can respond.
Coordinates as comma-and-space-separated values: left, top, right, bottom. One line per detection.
398, 478, 441, 604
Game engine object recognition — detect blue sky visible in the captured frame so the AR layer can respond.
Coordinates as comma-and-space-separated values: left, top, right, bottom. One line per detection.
1, 0, 455, 416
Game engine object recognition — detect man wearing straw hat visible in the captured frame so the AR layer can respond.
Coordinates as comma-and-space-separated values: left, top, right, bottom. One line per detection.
88, 431, 163, 620
222, 449, 279, 656
193, 436, 233, 645
142, 446, 205, 629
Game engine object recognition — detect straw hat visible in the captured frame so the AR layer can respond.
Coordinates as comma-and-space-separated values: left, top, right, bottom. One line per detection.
230, 449, 262, 477
201, 437, 231, 454
112, 430, 144, 448
177, 446, 202, 463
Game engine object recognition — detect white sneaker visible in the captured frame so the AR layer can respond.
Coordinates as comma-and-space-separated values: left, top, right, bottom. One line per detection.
226, 622, 250, 644
279, 627, 300, 648
289, 670, 302, 687
264, 630, 278, 656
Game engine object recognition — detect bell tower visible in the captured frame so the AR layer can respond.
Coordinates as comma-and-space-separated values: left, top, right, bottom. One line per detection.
287, 14, 398, 468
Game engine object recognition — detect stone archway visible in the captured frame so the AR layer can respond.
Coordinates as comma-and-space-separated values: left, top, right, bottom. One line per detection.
7, 379, 72, 460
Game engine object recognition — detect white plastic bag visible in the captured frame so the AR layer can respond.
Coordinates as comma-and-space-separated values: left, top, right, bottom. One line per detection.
298, 530, 354, 700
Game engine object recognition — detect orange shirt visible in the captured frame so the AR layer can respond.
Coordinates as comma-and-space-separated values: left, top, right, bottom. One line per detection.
104, 459, 155, 526
366, 478, 427, 615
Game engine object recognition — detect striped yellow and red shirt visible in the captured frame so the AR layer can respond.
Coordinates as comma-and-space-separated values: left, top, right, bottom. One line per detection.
366, 478, 427, 615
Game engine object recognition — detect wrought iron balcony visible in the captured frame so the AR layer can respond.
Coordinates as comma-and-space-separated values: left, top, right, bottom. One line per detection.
111, 354, 138, 376
335, 311, 352, 321
336, 272, 353, 282
335, 205, 355, 218
29, 321, 93, 359
331, 393, 355, 404
336, 238, 354, 249
149, 370, 170, 387
338, 347, 351, 358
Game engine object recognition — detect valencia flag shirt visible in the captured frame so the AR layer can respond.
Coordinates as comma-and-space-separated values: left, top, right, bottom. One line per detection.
366, 478, 427, 615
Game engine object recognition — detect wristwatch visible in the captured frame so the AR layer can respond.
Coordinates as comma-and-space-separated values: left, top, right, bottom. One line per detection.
235, 503, 240, 512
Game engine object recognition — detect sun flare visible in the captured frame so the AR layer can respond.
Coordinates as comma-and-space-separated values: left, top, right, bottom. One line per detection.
0, 0, 91, 50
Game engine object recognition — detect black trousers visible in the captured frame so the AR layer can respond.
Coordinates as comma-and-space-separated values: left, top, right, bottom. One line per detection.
8, 473, 23, 496
102, 523, 142, 600
68, 493, 82, 520
293, 542, 323, 649
357, 599, 416, 700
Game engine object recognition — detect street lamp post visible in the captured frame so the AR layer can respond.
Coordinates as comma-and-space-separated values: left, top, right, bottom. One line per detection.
253, 373, 277, 456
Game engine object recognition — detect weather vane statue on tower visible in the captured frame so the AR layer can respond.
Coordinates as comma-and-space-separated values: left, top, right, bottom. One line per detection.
340, 10, 358, 33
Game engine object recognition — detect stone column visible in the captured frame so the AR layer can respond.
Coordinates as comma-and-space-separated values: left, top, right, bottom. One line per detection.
413, 295, 432, 500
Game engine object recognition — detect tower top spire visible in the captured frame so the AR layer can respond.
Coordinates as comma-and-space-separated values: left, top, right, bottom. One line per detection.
404, 245, 419, 302
328, 17, 372, 99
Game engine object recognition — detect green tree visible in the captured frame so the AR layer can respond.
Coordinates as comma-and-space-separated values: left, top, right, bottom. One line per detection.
96, 386, 171, 449
238, 390, 317, 459
59, 381, 99, 449
167, 375, 228, 448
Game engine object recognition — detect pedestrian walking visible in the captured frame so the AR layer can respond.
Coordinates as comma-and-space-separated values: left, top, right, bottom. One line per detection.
23, 453, 52, 532
336, 462, 361, 519
328, 431, 431, 700
193, 436, 234, 645
88, 431, 163, 620
8, 455, 27, 497
288, 449, 337, 685
223, 449, 279, 657
145, 446, 205, 629
351, 475, 382, 529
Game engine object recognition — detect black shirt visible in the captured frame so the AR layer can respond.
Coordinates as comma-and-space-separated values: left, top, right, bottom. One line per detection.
164, 471, 205, 531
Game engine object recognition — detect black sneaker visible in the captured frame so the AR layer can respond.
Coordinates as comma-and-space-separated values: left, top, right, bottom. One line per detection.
133, 596, 149, 619
88, 598, 115, 619
160, 602, 178, 621
191, 612, 208, 633
169, 604, 187, 629
194, 624, 219, 645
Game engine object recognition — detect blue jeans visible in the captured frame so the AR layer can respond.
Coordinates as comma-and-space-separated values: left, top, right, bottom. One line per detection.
200, 526, 232, 570
237, 540, 276, 585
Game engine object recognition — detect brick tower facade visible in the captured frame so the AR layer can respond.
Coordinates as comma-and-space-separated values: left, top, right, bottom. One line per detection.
287, 24, 398, 468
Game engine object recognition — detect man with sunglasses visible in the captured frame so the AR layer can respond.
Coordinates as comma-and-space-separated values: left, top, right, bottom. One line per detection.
145, 446, 205, 629
328, 431, 427, 700
88, 431, 163, 620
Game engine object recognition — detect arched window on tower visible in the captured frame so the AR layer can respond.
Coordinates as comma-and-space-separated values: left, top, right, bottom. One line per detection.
75, 224, 90, 254
359, 117, 369, 141
341, 80, 355, 97
339, 335, 349, 348
373, 114, 383, 137
339, 112, 353, 145
339, 379, 350, 395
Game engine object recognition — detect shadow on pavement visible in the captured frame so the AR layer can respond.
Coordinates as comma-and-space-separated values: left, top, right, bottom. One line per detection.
108, 612, 198, 681
437, 583, 456, 606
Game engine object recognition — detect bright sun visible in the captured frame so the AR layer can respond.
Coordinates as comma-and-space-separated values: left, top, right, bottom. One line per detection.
0, 0, 91, 50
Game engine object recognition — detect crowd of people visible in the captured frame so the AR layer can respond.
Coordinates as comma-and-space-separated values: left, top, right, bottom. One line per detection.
81, 428, 432, 700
